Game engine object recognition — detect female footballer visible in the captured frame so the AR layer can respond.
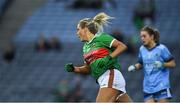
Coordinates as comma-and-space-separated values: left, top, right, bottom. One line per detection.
65, 12, 132, 102
128, 26, 176, 103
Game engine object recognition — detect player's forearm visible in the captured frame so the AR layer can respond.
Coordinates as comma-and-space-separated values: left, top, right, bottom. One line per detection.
110, 41, 127, 58
74, 65, 91, 74
134, 63, 143, 70
163, 60, 176, 68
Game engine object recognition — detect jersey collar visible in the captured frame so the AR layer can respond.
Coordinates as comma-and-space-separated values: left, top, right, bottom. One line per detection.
144, 43, 160, 51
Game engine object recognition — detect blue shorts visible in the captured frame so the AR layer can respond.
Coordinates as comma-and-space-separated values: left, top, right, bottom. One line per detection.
144, 88, 172, 102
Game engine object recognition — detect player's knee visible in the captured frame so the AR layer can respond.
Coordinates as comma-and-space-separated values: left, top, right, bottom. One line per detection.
116, 93, 132, 102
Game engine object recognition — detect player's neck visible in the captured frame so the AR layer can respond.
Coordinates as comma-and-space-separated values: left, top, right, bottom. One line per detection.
87, 33, 95, 42
147, 41, 156, 49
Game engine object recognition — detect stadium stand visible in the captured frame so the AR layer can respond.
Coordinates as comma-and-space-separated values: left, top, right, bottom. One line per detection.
0, 0, 179, 102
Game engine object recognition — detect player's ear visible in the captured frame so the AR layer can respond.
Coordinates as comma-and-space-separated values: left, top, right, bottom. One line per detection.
84, 27, 89, 34
150, 34, 155, 40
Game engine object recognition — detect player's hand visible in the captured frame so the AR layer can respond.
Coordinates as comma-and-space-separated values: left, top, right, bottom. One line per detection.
154, 61, 163, 68
128, 65, 136, 72
65, 63, 75, 72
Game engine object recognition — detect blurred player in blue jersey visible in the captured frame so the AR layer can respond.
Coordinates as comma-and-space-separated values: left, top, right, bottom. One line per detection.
128, 26, 176, 103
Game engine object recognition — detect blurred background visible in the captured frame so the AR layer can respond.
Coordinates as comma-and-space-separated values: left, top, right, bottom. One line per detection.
0, 0, 179, 102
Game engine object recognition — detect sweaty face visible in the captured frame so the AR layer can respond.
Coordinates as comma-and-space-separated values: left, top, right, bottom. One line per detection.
140, 31, 154, 46
76, 24, 87, 42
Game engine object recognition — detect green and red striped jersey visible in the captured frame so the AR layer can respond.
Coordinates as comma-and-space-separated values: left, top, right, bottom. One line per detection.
83, 32, 121, 79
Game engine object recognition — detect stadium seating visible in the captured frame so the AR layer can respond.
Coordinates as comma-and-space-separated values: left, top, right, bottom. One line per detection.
0, 0, 179, 102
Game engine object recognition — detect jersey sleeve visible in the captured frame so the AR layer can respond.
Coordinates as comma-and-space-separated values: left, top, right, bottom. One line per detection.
138, 51, 143, 65
98, 34, 116, 48
161, 45, 174, 62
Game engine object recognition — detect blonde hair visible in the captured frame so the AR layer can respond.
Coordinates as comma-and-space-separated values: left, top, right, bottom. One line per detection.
78, 12, 114, 34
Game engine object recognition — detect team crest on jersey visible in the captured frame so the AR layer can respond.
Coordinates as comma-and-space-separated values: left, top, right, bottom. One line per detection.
154, 53, 160, 59
91, 43, 96, 48
155, 53, 160, 57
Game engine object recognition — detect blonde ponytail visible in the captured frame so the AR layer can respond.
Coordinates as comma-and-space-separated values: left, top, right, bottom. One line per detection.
78, 12, 114, 34
93, 12, 114, 27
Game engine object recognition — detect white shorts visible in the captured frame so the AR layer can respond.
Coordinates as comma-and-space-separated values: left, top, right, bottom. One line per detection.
97, 69, 126, 93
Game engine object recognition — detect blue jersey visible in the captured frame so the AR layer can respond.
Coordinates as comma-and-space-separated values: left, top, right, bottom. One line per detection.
138, 44, 174, 93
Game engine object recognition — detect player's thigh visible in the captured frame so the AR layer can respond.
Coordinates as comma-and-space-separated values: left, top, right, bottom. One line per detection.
157, 99, 169, 103
145, 99, 155, 103
156, 88, 172, 102
96, 87, 119, 102
144, 92, 155, 103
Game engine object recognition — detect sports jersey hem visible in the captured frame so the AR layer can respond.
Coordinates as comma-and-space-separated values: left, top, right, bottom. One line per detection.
143, 87, 170, 94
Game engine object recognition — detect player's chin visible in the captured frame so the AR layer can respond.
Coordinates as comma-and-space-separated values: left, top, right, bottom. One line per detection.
144, 44, 150, 47
79, 38, 87, 42
141, 41, 145, 44
142, 42, 147, 46
80, 39, 86, 42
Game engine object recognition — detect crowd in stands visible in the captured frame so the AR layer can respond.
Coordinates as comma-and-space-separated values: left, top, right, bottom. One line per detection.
69, 0, 117, 9
133, 0, 156, 30
0, 0, 13, 18
53, 78, 85, 102
2, 43, 16, 63
35, 33, 62, 52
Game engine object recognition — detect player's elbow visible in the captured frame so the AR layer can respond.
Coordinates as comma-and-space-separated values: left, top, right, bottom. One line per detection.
84, 70, 91, 74
123, 44, 128, 51
121, 44, 127, 52
117, 41, 127, 51
172, 61, 176, 68
84, 66, 91, 74
170, 60, 176, 68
